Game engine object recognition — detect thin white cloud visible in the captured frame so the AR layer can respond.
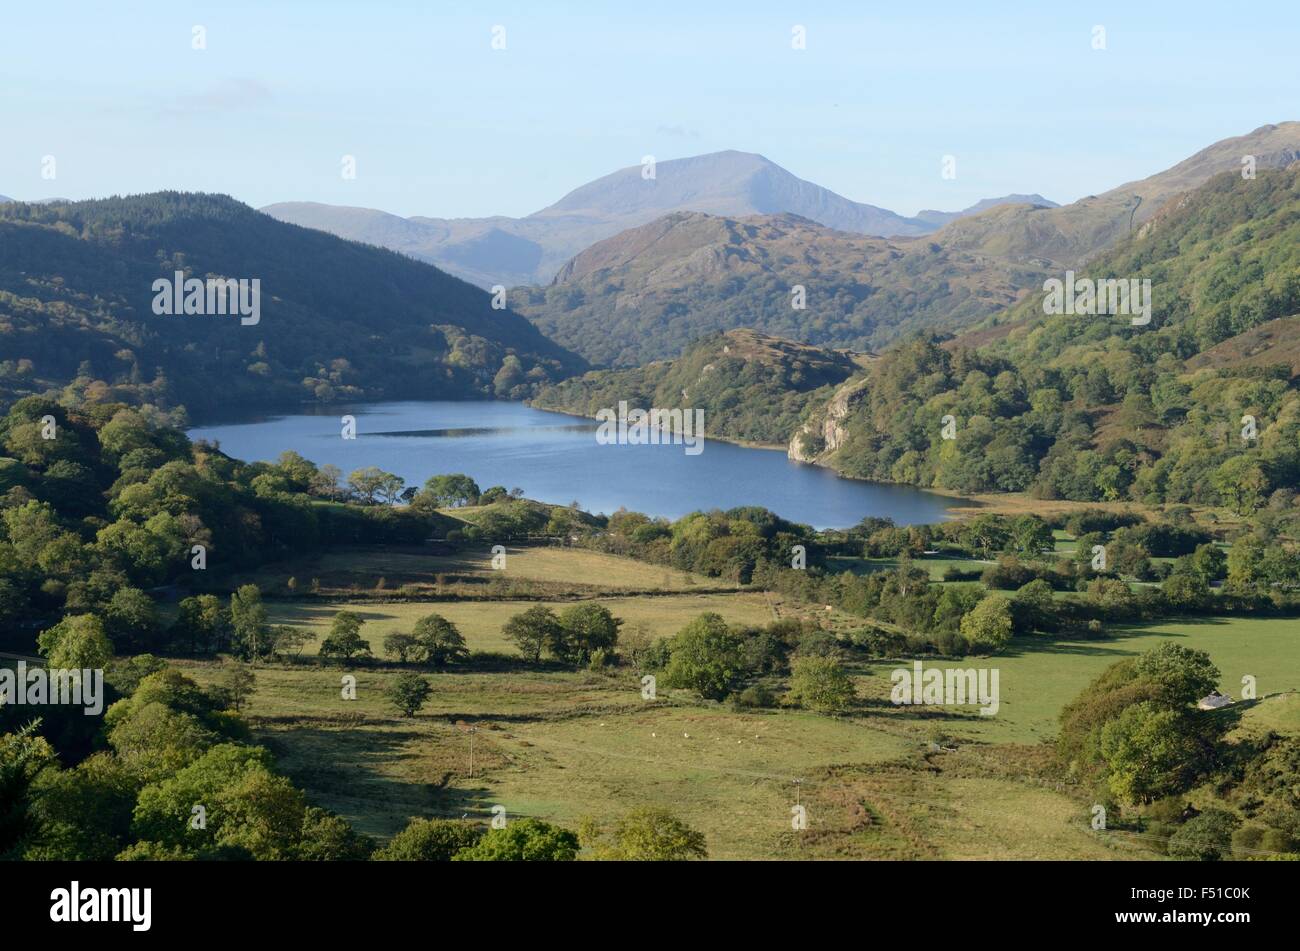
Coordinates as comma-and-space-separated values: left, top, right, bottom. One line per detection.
656, 123, 700, 139
161, 78, 272, 116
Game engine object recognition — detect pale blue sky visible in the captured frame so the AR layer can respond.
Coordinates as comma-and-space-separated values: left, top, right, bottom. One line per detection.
3, 0, 1297, 218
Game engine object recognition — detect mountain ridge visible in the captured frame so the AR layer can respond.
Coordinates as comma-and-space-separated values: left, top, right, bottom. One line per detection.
0, 192, 585, 416
934, 122, 1300, 268
262, 151, 1056, 288
914, 193, 1058, 227
511, 209, 1039, 366
790, 162, 1300, 501
512, 122, 1300, 366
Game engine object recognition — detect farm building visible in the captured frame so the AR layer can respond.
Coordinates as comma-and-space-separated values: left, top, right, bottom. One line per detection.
1197, 691, 1235, 710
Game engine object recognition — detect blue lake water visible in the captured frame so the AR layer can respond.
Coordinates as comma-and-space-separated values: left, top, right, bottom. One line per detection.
188, 401, 958, 529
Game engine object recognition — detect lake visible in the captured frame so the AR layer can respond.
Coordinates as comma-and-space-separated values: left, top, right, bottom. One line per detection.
188, 401, 959, 529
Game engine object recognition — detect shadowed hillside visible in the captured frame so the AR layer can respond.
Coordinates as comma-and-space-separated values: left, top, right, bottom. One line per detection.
0, 192, 586, 416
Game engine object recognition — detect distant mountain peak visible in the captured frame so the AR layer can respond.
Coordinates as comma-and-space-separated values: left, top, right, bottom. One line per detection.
262, 123, 1300, 294
265, 150, 941, 288
914, 194, 1059, 227
530, 149, 931, 238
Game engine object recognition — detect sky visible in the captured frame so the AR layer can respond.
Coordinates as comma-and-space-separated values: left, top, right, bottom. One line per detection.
3, 0, 1298, 219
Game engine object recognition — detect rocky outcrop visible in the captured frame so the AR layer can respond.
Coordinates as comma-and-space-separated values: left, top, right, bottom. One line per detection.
788, 376, 868, 463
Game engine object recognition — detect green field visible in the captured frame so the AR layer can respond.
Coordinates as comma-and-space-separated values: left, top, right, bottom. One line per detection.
218, 545, 734, 598
1230, 689, 1300, 739
267, 591, 778, 655
827, 553, 990, 582
173, 534, 1300, 860
900, 615, 1300, 744
175, 655, 1138, 859
173, 605, 1300, 861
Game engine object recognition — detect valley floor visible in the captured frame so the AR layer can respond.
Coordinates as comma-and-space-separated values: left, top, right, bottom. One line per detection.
172, 544, 1300, 860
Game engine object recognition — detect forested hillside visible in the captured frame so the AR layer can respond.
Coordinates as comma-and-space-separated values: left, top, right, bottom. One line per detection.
511, 210, 1044, 366
0, 193, 585, 418
512, 124, 1300, 367
797, 166, 1300, 508
0, 396, 456, 646
530, 328, 863, 445
0, 391, 487, 860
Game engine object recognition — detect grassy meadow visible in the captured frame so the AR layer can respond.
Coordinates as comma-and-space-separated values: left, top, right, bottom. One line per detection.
168, 541, 1298, 860
214, 545, 737, 599
884, 615, 1300, 744
264, 592, 778, 655
175, 654, 1141, 859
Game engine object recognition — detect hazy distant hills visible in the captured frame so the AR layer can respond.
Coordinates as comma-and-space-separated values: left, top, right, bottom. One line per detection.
0, 196, 72, 205
913, 193, 1058, 227
11, 123, 1293, 421
0, 192, 584, 416
512, 123, 1300, 365
262, 151, 1050, 288
529, 150, 932, 237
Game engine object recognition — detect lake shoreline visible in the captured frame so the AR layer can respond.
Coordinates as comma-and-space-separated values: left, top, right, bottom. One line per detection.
188, 399, 964, 530
523, 400, 790, 452
185, 393, 509, 428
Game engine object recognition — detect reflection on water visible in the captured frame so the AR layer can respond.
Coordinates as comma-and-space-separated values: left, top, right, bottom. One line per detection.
189, 400, 959, 530
371, 424, 598, 438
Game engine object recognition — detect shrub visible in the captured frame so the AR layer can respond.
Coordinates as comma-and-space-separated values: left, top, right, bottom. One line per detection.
384, 672, 432, 717
451, 818, 578, 861
847, 626, 906, 657
786, 656, 855, 713
374, 818, 482, 861
959, 595, 1014, 653
731, 683, 777, 709
1167, 809, 1240, 861
580, 808, 708, 861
